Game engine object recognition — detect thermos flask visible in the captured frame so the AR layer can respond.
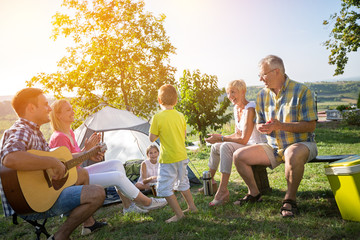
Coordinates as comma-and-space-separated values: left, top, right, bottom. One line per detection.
203, 171, 213, 195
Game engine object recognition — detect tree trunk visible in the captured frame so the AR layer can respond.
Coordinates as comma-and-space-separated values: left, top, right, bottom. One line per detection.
199, 133, 206, 146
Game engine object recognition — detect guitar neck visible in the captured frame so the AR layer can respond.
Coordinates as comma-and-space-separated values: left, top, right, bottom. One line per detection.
64, 145, 103, 170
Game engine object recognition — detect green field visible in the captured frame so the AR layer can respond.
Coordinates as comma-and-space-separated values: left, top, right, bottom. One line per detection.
1, 120, 359, 240
0, 80, 359, 239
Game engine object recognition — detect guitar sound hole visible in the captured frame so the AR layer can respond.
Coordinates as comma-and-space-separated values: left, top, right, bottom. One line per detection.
52, 173, 69, 190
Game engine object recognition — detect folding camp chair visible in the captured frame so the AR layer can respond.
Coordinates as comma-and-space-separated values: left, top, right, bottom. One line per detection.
12, 213, 51, 240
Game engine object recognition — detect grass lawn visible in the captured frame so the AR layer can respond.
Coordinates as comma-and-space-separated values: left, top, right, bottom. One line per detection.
1, 121, 360, 239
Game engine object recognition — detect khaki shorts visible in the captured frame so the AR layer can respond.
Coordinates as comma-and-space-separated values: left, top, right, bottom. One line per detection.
157, 159, 190, 197
259, 142, 318, 169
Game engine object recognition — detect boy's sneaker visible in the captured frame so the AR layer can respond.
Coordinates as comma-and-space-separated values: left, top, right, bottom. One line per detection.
123, 203, 149, 214
140, 197, 167, 211
81, 221, 107, 236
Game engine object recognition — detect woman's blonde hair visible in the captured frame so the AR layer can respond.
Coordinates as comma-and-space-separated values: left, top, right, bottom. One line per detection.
146, 144, 159, 156
226, 79, 247, 94
50, 99, 70, 132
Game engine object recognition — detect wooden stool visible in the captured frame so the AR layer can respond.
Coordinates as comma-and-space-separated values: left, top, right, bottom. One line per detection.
252, 165, 272, 194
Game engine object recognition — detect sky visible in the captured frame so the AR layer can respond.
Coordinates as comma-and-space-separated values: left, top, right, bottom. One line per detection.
0, 0, 359, 97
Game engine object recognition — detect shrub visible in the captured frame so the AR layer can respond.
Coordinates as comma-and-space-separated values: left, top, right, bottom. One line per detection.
336, 104, 350, 111
343, 110, 360, 126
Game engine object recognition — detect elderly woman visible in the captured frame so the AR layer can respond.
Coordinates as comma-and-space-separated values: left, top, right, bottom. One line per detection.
48, 100, 167, 219
204, 80, 266, 206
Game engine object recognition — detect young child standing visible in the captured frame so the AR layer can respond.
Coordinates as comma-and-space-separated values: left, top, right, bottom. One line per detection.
149, 84, 198, 223
135, 144, 160, 191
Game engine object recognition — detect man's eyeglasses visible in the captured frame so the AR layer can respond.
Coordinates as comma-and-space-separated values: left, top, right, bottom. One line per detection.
258, 68, 277, 79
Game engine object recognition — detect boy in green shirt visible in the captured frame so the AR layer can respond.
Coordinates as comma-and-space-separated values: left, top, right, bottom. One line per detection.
149, 84, 197, 223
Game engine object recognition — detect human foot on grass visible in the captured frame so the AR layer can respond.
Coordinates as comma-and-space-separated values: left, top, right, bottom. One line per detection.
209, 190, 229, 207
280, 199, 298, 218
165, 214, 185, 223
183, 207, 198, 214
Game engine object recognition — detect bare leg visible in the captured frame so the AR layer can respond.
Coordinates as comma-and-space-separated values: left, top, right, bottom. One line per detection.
165, 194, 185, 223
76, 168, 89, 185
180, 189, 198, 213
54, 185, 105, 240
206, 143, 222, 185
281, 143, 309, 217
117, 190, 132, 209
75, 168, 96, 227
208, 168, 217, 184
132, 192, 151, 206
213, 172, 230, 201
233, 145, 270, 196
83, 216, 95, 228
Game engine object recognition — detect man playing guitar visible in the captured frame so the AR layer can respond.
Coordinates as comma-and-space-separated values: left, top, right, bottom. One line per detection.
0, 88, 106, 240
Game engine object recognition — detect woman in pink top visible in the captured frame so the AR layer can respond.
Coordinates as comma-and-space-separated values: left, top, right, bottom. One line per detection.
49, 100, 167, 217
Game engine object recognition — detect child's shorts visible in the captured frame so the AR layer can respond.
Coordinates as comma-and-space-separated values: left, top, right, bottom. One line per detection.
156, 159, 190, 197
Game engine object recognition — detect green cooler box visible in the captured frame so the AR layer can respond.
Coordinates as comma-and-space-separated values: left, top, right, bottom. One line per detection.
324, 155, 360, 222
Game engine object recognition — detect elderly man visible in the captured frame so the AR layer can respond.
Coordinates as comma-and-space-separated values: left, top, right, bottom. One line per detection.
233, 55, 318, 217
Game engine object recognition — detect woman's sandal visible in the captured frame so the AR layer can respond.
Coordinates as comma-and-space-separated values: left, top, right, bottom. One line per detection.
233, 193, 262, 206
280, 199, 299, 218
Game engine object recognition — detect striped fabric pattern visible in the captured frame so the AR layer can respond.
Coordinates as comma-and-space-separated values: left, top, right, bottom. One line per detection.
256, 77, 318, 162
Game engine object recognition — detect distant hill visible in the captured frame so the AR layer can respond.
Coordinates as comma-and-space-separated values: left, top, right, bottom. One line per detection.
0, 100, 15, 116
244, 80, 360, 103
1, 80, 359, 116
0, 80, 359, 139
306, 81, 360, 102
0, 96, 13, 102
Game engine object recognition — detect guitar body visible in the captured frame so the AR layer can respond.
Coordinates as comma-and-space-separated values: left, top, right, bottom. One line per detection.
0, 147, 78, 214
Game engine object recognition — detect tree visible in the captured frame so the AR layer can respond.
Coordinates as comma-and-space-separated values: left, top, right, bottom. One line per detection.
357, 91, 360, 108
27, 0, 176, 125
323, 0, 360, 76
176, 69, 232, 145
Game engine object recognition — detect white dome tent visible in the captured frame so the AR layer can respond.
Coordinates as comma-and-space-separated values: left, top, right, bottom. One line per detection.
74, 106, 200, 188
74, 106, 153, 165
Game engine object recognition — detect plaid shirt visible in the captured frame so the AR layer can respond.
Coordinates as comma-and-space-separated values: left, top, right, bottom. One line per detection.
0, 118, 50, 217
256, 76, 317, 162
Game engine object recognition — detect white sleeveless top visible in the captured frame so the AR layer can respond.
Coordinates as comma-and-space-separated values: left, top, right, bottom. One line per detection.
234, 101, 266, 145
137, 159, 159, 184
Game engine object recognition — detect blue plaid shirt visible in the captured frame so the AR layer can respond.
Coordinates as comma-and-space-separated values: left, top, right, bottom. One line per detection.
256, 76, 318, 162
0, 118, 50, 217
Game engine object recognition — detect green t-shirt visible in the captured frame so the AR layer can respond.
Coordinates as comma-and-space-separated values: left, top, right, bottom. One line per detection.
149, 109, 187, 164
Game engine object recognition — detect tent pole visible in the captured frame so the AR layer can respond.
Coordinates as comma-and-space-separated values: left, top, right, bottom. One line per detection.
101, 132, 105, 161
188, 159, 202, 183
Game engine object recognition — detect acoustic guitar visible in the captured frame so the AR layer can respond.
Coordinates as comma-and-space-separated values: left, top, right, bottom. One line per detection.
0, 143, 107, 215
